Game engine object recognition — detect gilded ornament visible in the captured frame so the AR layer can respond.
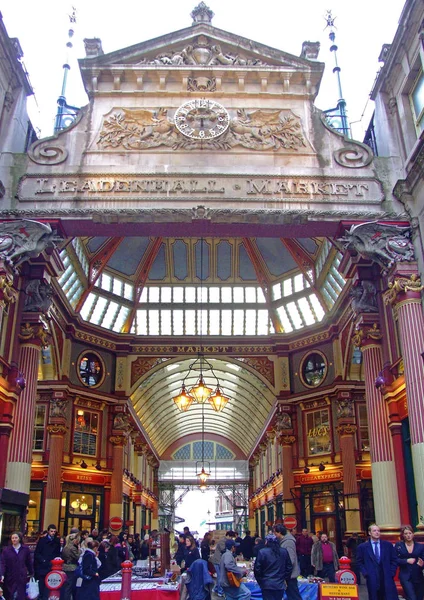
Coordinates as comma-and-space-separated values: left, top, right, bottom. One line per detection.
384, 274, 424, 305
0, 275, 16, 307
336, 424, 357, 436
19, 322, 51, 347
110, 435, 127, 446
47, 424, 67, 435
279, 435, 296, 445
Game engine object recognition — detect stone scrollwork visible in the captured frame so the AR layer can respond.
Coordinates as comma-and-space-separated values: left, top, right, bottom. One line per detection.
384, 273, 424, 305
0, 220, 61, 271
97, 107, 307, 152
28, 137, 68, 165
333, 143, 373, 168
187, 76, 216, 92
338, 222, 415, 271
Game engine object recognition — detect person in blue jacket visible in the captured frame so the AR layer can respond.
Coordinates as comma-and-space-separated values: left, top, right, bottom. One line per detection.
76, 540, 101, 600
254, 533, 292, 600
356, 524, 398, 600
395, 525, 424, 600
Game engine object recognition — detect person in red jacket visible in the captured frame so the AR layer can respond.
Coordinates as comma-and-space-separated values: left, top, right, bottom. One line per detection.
0, 531, 33, 600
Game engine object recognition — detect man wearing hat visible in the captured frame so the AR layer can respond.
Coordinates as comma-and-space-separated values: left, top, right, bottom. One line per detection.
218, 539, 251, 600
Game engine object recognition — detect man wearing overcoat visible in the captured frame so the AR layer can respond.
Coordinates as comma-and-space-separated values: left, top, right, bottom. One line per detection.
356, 524, 398, 600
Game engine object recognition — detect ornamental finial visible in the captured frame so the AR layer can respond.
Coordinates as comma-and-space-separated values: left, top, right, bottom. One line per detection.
191, 2, 214, 25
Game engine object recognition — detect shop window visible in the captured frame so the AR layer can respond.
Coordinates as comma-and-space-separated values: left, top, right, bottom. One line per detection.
69, 493, 94, 515
27, 490, 42, 536
73, 409, 98, 456
410, 70, 424, 134
300, 351, 327, 388
77, 352, 104, 388
306, 409, 331, 455
358, 404, 370, 451
33, 405, 46, 451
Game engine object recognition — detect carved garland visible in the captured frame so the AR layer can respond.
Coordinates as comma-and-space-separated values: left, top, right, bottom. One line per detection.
336, 424, 357, 436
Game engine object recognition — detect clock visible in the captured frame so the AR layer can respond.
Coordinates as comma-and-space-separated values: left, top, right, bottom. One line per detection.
174, 99, 230, 140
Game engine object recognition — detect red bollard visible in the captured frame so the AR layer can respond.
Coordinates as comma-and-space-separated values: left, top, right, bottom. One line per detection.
121, 560, 133, 599
335, 555, 357, 584
45, 557, 67, 600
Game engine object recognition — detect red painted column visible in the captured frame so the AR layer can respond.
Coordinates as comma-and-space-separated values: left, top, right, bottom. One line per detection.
5, 320, 48, 494
384, 267, 424, 528
337, 420, 361, 533
353, 317, 400, 532
110, 434, 126, 524
388, 422, 410, 525
43, 417, 67, 529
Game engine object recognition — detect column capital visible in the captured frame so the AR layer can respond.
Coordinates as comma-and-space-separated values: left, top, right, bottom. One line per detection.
384, 273, 423, 306
47, 424, 67, 436
336, 423, 357, 436
110, 435, 127, 447
18, 321, 51, 347
352, 321, 382, 350
0, 274, 17, 309
279, 435, 296, 446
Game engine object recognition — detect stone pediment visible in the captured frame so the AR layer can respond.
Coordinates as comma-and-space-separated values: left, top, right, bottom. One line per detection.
79, 24, 322, 73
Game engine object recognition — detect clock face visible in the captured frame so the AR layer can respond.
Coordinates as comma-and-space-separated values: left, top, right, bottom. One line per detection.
174, 100, 230, 140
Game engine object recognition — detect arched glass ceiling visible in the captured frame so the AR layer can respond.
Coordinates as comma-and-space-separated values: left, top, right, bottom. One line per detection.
57, 236, 345, 335
131, 357, 276, 456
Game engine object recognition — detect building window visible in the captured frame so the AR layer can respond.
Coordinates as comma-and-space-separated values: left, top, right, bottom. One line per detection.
410, 70, 424, 134
77, 352, 105, 388
73, 409, 98, 456
358, 404, 370, 451
306, 409, 331, 455
27, 490, 42, 536
33, 405, 46, 451
300, 351, 327, 388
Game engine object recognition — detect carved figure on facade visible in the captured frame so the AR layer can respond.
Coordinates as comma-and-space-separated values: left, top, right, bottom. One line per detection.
113, 412, 132, 432
0, 220, 60, 271
97, 107, 307, 152
336, 398, 354, 419
274, 411, 292, 432
338, 222, 415, 271
136, 36, 267, 67
24, 280, 54, 314
187, 76, 216, 92
50, 398, 68, 419
350, 281, 378, 314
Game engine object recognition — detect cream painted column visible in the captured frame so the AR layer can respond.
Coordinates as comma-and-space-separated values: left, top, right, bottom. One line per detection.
44, 424, 67, 527
384, 269, 424, 528
353, 318, 400, 532
6, 320, 49, 493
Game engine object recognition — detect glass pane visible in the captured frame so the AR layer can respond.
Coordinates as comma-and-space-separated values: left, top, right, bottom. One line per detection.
186, 287, 196, 302
161, 310, 172, 334
174, 288, 184, 303
101, 273, 112, 292
149, 310, 160, 335
245, 310, 256, 335
286, 302, 303, 329
149, 288, 160, 303
294, 274, 304, 292
91, 297, 107, 324
245, 287, 257, 302
309, 294, 326, 320
209, 287, 220, 302
222, 310, 232, 335
185, 310, 196, 335
173, 310, 184, 335
233, 310, 244, 334
221, 288, 232, 303
283, 279, 293, 297
257, 310, 269, 335
298, 297, 315, 325
306, 409, 331, 455
233, 288, 244, 303
276, 306, 293, 333
137, 310, 148, 335
162, 287, 172, 303
124, 283, 134, 300
272, 283, 282, 300
112, 278, 123, 296
209, 310, 220, 334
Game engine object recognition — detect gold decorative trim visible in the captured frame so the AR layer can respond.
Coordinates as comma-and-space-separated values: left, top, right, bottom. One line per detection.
289, 332, 330, 350
75, 331, 116, 350
47, 424, 67, 435
279, 435, 296, 445
384, 274, 424, 305
0, 275, 16, 308
352, 323, 382, 348
110, 435, 127, 446
19, 322, 51, 347
336, 424, 357, 436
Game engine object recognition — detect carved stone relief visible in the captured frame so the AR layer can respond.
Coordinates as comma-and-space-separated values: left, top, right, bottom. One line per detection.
338, 222, 415, 271
350, 281, 378, 314
97, 107, 307, 152
24, 280, 54, 313
136, 36, 267, 67
0, 220, 60, 271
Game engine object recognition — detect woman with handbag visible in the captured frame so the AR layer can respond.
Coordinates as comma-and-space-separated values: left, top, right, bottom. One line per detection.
75, 540, 101, 600
0, 531, 34, 600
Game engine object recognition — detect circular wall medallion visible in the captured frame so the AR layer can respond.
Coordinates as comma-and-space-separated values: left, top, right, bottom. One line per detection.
77, 351, 105, 388
174, 99, 230, 139
300, 351, 327, 388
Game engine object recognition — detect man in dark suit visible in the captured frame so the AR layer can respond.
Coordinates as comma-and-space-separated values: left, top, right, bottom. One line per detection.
356, 523, 398, 600
34, 524, 61, 599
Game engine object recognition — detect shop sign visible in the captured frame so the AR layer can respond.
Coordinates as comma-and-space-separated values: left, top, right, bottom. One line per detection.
298, 470, 342, 484
31, 469, 46, 480
125, 520, 134, 526
320, 583, 359, 599
62, 471, 106, 485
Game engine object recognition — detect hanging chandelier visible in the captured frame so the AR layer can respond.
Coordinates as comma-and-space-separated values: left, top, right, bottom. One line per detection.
172, 238, 229, 413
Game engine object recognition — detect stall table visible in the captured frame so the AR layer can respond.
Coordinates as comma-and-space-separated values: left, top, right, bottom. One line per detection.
100, 574, 179, 600
246, 580, 318, 600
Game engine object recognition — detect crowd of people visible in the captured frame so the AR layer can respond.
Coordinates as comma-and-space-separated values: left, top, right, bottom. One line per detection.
1, 522, 424, 600
0, 523, 154, 600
